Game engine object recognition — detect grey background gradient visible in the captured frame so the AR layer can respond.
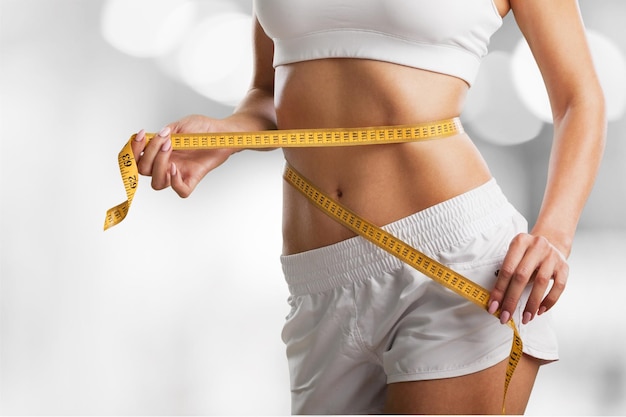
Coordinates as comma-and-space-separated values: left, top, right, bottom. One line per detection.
1, 0, 625, 414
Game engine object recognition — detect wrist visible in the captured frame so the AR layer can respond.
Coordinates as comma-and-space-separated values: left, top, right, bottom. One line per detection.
529, 225, 573, 259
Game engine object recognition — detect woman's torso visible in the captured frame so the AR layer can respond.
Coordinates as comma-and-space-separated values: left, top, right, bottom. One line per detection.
272, 1, 510, 255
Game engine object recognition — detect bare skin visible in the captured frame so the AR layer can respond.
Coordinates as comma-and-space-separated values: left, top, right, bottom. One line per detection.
383, 355, 544, 415
278, 59, 491, 255
131, 0, 605, 413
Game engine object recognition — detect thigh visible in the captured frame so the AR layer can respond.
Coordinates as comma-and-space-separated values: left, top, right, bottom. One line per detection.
383, 354, 541, 415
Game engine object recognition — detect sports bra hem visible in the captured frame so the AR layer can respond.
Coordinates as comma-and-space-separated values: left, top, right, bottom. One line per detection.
272, 29, 481, 86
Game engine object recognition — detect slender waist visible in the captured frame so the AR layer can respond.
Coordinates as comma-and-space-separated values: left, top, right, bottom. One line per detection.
281, 126, 492, 255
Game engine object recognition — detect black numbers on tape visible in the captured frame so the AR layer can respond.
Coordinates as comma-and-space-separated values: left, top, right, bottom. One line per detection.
121, 153, 132, 167
105, 119, 462, 232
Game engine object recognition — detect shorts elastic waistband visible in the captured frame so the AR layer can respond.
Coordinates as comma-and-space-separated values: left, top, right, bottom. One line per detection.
281, 179, 515, 296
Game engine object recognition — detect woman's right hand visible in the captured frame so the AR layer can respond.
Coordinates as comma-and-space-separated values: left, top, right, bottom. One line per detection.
131, 114, 239, 198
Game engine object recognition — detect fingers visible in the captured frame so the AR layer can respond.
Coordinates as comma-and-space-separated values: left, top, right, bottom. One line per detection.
134, 126, 173, 190
489, 233, 568, 325
150, 128, 173, 190
128, 116, 236, 202
130, 129, 146, 164
170, 162, 193, 198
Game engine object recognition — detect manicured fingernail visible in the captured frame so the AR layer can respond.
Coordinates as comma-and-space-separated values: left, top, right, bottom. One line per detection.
158, 126, 171, 137
161, 139, 171, 152
488, 300, 499, 315
500, 310, 511, 325
523, 312, 532, 325
135, 129, 145, 142
170, 162, 177, 176
538, 306, 547, 316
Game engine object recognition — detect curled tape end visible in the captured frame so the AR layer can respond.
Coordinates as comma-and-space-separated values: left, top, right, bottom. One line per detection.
103, 202, 129, 231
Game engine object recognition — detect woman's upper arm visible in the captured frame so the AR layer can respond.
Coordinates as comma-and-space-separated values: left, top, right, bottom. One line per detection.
250, 14, 275, 95
510, 0, 604, 119
230, 14, 276, 131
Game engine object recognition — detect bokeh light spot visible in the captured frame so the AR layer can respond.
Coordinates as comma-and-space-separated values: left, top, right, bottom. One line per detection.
512, 30, 626, 122
511, 38, 552, 123
587, 31, 626, 121
177, 12, 253, 105
101, 0, 197, 58
464, 51, 544, 145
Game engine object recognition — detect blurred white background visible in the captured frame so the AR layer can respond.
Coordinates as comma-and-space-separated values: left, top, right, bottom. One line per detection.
1, 0, 625, 414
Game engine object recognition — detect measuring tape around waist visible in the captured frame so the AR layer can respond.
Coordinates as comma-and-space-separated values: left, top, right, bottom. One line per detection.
104, 117, 520, 411
283, 164, 522, 413
104, 118, 462, 230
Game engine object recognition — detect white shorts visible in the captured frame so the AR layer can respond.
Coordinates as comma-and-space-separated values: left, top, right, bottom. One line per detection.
280, 179, 559, 414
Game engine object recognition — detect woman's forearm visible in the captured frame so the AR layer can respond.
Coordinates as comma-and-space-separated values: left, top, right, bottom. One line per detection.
531, 97, 607, 257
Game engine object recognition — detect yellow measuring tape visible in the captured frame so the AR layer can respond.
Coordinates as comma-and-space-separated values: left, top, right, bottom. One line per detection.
284, 164, 522, 413
104, 119, 462, 230
104, 117, 521, 411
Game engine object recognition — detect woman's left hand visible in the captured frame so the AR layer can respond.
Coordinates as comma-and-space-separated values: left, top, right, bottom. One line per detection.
488, 233, 569, 325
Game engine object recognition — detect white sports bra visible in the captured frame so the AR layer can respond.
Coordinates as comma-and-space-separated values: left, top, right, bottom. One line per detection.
254, 0, 503, 86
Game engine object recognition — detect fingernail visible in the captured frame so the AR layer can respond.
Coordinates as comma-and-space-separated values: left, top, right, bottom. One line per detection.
488, 300, 499, 315
170, 162, 177, 176
135, 129, 145, 142
523, 311, 532, 325
500, 310, 511, 325
158, 126, 171, 137
538, 306, 547, 316
161, 139, 171, 152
